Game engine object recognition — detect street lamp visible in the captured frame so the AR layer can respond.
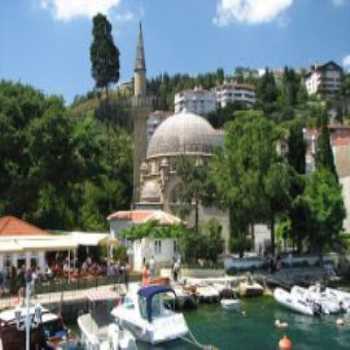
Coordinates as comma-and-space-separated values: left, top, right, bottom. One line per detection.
14, 274, 42, 350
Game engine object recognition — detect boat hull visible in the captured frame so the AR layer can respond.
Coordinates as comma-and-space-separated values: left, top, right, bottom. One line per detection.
274, 288, 315, 316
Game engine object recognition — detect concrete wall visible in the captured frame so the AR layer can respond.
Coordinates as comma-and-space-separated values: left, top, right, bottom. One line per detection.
340, 176, 350, 233
160, 268, 225, 279
133, 238, 177, 271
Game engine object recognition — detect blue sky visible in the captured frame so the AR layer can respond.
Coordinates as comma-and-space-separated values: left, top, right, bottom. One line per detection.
1, 0, 350, 103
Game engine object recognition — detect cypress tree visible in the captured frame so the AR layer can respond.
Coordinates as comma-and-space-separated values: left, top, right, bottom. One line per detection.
315, 112, 338, 181
287, 120, 306, 174
90, 13, 120, 97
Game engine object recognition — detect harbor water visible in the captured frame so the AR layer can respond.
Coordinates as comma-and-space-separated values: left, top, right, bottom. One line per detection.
70, 296, 350, 350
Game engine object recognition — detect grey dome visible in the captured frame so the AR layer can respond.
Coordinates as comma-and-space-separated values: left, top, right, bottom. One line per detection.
147, 111, 217, 159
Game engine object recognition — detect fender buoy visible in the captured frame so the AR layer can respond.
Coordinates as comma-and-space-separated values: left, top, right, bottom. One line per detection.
279, 335, 292, 350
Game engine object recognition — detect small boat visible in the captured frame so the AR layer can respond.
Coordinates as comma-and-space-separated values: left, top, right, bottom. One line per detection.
220, 299, 241, 311
325, 287, 350, 312
111, 284, 189, 344
306, 285, 341, 314
291, 285, 340, 315
78, 289, 137, 350
273, 288, 316, 316
196, 285, 220, 303
0, 305, 71, 350
239, 279, 264, 297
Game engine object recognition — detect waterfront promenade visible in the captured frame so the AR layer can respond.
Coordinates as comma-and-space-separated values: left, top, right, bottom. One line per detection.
0, 282, 128, 311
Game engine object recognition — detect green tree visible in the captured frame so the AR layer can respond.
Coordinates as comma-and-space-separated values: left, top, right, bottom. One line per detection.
256, 68, 279, 112
315, 112, 338, 180
175, 156, 209, 232
210, 111, 288, 256
287, 119, 306, 174
90, 13, 120, 98
303, 169, 345, 260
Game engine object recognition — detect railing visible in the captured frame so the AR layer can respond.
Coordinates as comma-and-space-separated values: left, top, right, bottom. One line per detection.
0, 273, 142, 299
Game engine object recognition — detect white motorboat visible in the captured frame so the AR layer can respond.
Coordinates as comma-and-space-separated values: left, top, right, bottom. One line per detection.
78, 290, 137, 350
220, 299, 241, 311
273, 288, 316, 316
111, 284, 189, 344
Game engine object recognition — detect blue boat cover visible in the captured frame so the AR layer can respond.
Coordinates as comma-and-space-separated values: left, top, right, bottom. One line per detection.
137, 285, 175, 322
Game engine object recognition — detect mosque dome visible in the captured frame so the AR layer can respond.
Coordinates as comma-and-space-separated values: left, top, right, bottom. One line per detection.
147, 111, 217, 159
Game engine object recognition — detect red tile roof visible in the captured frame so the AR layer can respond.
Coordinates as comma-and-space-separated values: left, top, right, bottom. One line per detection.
0, 216, 49, 236
107, 210, 156, 223
107, 210, 182, 225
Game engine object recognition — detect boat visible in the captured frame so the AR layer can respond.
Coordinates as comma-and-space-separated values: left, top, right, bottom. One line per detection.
111, 284, 189, 344
239, 279, 264, 297
78, 289, 137, 350
325, 287, 350, 312
273, 288, 316, 316
291, 285, 340, 315
220, 299, 241, 311
307, 285, 341, 314
196, 285, 220, 303
0, 305, 71, 350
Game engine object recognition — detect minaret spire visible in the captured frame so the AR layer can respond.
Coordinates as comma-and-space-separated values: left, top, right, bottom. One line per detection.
134, 21, 146, 73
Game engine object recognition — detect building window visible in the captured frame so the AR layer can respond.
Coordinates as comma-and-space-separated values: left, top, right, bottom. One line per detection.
154, 240, 162, 254
173, 240, 178, 253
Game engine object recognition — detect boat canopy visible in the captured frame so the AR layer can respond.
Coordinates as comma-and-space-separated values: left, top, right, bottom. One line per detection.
137, 285, 175, 322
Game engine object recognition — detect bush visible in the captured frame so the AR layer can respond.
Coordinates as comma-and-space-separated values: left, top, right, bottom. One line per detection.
178, 219, 224, 264
113, 245, 128, 262
229, 236, 253, 256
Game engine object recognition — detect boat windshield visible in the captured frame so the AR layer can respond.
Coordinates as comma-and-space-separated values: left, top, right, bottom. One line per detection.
139, 294, 165, 320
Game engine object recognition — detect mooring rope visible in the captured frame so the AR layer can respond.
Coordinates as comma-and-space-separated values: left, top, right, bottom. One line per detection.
180, 328, 218, 350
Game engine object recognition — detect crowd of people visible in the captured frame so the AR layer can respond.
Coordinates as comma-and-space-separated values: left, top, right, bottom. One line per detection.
0, 254, 131, 297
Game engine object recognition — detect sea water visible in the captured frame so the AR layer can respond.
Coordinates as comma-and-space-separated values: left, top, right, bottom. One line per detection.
137, 297, 350, 350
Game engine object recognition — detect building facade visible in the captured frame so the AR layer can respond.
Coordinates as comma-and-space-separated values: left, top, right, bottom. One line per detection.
215, 82, 256, 108
305, 61, 343, 98
174, 86, 216, 115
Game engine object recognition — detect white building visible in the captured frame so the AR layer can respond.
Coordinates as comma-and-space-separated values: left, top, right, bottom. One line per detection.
107, 210, 183, 271
174, 86, 216, 115
305, 61, 343, 98
146, 111, 172, 143
215, 82, 256, 108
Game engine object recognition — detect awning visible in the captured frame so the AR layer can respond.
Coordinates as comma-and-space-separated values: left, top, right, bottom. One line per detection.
0, 240, 23, 253
17, 238, 78, 251
70, 232, 110, 246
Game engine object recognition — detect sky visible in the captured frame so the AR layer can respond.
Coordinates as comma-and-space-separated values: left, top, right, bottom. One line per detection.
1, 0, 350, 103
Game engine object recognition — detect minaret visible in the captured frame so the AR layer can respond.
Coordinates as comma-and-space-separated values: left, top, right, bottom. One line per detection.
134, 22, 146, 97
132, 22, 152, 205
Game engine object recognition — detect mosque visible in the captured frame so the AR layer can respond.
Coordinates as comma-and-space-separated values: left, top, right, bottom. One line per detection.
128, 23, 237, 249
